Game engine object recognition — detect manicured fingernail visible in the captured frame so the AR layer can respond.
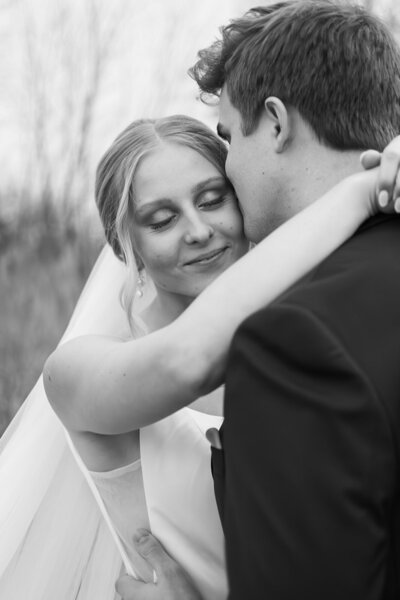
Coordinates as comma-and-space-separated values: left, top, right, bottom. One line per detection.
378, 190, 389, 208
395, 198, 400, 213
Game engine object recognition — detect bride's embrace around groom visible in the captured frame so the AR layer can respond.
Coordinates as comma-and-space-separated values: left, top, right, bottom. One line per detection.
1, 1, 400, 599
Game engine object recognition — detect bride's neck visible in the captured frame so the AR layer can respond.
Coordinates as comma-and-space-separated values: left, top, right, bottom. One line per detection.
141, 288, 193, 332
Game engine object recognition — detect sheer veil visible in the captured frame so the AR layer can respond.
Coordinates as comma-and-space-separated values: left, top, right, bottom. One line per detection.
0, 246, 152, 599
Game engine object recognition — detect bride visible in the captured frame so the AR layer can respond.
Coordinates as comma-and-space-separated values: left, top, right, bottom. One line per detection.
0, 114, 397, 600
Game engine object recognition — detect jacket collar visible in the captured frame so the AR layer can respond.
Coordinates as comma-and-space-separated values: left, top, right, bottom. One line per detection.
357, 212, 397, 234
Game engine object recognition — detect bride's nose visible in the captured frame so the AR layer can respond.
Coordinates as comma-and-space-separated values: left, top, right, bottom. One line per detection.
183, 213, 214, 244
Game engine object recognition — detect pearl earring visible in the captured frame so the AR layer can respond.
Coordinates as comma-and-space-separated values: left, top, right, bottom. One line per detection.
136, 273, 145, 297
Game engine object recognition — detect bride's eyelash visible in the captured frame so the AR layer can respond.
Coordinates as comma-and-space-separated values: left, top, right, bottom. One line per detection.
200, 194, 227, 209
149, 216, 174, 230
148, 193, 229, 230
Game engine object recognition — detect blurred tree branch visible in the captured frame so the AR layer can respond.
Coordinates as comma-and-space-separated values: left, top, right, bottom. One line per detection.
60, 0, 128, 220
20, 0, 128, 228
12, 0, 400, 237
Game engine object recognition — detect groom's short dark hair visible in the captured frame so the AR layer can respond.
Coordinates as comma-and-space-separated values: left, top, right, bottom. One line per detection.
190, 0, 400, 151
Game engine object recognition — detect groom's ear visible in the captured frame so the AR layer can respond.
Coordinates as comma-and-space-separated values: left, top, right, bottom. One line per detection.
264, 97, 291, 153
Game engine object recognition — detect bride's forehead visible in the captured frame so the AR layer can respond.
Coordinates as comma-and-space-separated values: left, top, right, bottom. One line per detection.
139, 143, 215, 169
134, 148, 220, 195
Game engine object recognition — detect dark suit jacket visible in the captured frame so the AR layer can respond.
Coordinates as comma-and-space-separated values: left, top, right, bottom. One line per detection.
212, 214, 400, 599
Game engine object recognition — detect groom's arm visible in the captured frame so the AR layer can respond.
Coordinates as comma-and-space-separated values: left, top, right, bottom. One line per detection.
222, 301, 396, 600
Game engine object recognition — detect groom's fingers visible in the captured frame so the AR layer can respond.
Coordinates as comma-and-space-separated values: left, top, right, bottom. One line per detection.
133, 529, 172, 577
115, 573, 148, 599
132, 529, 204, 600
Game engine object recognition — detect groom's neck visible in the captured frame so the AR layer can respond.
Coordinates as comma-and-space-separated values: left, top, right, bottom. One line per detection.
287, 144, 363, 214
277, 110, 365, 218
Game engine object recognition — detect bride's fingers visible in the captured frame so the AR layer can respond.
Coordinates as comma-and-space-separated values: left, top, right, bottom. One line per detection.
393, 171, 400, 213
360, 149, 381, 170
376, 136, 400, 211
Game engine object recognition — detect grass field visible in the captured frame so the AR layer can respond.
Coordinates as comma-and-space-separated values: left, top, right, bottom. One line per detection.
0, 217, 103, 436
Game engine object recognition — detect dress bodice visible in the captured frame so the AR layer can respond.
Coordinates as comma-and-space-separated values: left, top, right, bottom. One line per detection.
86, 405, 227, 599
141, 406, 227, 600
85, 312, 227, 599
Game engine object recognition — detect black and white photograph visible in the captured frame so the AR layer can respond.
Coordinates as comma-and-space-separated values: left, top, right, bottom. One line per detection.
1, 1, 400, 598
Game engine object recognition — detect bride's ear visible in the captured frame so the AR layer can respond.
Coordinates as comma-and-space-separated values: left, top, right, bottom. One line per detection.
264, 97, 291, 153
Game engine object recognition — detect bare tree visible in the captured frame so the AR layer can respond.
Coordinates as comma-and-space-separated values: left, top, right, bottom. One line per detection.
19, 0, 128, 227
22, 6, 53, 213
59, 0, 128, 220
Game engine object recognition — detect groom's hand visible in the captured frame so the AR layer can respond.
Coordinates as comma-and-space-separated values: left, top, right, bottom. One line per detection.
115, 529, 204, 600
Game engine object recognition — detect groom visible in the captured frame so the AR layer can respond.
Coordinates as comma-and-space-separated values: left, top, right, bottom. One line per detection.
117, 1, 400, 598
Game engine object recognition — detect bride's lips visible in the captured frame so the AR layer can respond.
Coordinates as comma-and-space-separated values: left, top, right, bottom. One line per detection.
183, 246, 229, 267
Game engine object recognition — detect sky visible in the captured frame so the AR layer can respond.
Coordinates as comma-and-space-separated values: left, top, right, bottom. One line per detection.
0, 0, 257, 202
0, 0, 396, 214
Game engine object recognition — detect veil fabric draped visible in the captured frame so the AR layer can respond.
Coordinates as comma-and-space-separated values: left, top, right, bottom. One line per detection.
0, 246, 145, 599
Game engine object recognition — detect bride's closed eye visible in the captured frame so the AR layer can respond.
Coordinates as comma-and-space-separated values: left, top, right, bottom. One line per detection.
148, 208, 177, 231
149, 215, 176, 231
198, 186, 235, 210
148, 194, 232, 231
199, 194, 228, 209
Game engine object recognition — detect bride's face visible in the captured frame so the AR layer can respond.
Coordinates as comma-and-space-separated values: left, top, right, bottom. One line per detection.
130, 142, 249, 300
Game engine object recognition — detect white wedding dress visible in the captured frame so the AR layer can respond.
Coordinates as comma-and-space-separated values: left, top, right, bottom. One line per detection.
141, 406, 226, 598
0, 246, 227, 600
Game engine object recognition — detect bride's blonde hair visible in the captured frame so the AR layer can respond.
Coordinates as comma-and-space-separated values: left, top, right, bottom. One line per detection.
95, 115, 229, 331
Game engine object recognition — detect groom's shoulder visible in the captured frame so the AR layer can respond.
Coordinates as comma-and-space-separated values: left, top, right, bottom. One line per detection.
269, 214, 400, 315
242, 215, 400, 337
232, 216, 400, 450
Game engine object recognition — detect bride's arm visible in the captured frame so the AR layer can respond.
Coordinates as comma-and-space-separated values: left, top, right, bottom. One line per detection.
44, 167, 392, 434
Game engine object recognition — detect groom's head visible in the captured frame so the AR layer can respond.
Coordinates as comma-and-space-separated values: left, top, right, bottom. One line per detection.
190, 0, 400, 241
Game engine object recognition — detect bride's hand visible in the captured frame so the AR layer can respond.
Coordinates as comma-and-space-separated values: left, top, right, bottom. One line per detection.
360, 136, 400, 214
